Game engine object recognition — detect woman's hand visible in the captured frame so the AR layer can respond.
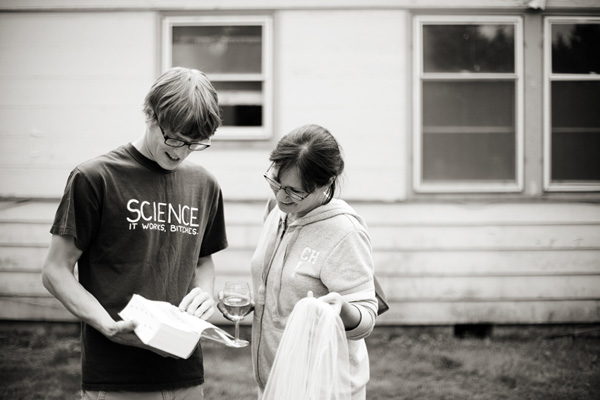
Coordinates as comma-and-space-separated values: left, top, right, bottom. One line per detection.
316, 292, 344, 315
315, 291, 361, 331
216, 290, 255, 322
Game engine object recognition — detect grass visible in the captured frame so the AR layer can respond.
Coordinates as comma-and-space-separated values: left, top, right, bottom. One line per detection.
1, 322, 599, 400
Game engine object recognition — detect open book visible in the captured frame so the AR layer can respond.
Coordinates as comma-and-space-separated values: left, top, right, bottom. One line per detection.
119, 294, 238, 359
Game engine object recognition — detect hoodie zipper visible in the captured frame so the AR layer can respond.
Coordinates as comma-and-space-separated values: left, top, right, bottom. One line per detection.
256, 215, 288, 388
261, 215, 287, 284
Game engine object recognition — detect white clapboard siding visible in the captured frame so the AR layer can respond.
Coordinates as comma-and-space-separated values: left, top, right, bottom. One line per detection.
376, 300, 600, 325
1, 201, 599, 324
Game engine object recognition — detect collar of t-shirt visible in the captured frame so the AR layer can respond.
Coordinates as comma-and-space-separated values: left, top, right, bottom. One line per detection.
125, 143, 177, 174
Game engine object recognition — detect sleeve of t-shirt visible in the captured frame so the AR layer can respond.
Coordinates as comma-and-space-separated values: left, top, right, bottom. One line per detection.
50, 167, 101, 251
199, 187, 228, 257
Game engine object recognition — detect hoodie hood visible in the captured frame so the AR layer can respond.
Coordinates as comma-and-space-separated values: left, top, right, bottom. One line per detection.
280, 199, 370, 259
286, 198, 368, 230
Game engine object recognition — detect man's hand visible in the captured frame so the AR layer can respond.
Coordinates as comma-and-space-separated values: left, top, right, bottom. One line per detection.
179, 287, 215, 320
105, 320, 176, 358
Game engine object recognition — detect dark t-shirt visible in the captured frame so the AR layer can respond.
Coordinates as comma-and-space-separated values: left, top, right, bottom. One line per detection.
51, 143, 228, 391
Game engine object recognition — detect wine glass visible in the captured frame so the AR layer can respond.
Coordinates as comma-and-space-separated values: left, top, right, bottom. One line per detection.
222, 281, 252, 348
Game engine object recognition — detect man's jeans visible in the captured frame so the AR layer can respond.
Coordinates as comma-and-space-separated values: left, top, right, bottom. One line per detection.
81, 385, 204, 400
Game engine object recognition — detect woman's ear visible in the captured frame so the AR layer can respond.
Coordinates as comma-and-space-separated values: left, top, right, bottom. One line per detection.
322, 177, 336, 198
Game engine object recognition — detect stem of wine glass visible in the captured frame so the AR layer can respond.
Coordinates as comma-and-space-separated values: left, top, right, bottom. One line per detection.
234, 320, 240, 342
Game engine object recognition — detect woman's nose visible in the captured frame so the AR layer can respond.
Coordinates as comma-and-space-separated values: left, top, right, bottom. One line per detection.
275, 187, 290, 201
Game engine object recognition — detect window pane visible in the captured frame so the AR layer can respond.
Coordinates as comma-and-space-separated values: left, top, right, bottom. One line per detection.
212, 82, 262, 127
423, 81, 515, 126
423, 132, 515, 181
423, 24, 514, 73
172, 25, 262, 74
551, 81, 600, 181
221, 105, 262, 127
212, 81, 262, 105
552, 23, 600, 74
422, 81, 516, 181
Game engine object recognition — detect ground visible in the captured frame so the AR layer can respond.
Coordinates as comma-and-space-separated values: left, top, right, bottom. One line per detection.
1, 323, 599, 400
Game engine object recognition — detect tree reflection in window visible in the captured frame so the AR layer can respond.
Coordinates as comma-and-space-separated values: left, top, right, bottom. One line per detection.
423, 25, 514, 73
552, 24, 600, 74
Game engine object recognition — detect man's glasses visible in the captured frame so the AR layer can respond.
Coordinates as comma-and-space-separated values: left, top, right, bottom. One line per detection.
158, 125, 211, 151
263, 165, 311, 201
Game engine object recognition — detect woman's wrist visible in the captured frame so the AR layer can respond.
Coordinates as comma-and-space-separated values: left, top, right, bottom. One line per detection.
340, 302, 361, 331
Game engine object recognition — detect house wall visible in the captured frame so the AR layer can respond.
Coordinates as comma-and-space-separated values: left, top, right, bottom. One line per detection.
0, 11, 158, 198
0, 9, 408, 202
0, 0, 599, 325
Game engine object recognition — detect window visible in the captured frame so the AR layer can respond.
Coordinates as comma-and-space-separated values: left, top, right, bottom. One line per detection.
413, 16, 523, 193
544, 17, 600, 191
163, 16, 272, 140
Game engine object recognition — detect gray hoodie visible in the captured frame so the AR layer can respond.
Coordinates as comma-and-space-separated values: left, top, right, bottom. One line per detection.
251, 198, 378, 398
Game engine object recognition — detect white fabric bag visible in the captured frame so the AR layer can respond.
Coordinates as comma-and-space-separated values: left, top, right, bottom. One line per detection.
262, 295, 351, 400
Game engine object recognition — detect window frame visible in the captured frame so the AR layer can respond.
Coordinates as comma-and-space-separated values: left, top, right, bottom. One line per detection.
162, 15, 273, 140
412, 15, 524, 194
543, 16, 600, 192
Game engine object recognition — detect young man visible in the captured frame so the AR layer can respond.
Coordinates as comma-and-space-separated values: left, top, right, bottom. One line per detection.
42, 67, 227, 399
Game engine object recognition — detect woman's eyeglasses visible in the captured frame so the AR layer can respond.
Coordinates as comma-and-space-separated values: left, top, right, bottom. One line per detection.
263, 165, 311, 201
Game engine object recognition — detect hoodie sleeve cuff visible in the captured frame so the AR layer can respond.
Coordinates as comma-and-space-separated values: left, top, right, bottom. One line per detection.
345, 303, 376, 340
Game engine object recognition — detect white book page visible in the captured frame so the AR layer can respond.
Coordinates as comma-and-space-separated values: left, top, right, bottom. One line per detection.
153, 301, 198, 333
175, 308, 237, 346
118, 295, 159, 344
120, 294, 237, 347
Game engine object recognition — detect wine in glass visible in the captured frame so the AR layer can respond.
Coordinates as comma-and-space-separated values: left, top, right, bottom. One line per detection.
222, 281, 252, 348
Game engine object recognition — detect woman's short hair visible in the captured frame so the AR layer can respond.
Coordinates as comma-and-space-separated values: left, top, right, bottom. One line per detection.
270, 124, 344, 204
143, 67, 221, 140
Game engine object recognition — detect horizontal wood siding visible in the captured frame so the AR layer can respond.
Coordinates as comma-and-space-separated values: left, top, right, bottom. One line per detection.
1, 200, 599, 325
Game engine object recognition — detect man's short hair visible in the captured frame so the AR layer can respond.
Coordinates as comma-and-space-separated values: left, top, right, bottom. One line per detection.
143, 67, 221, 140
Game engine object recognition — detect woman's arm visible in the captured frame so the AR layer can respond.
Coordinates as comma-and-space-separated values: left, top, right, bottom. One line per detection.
321, 230, 378, 340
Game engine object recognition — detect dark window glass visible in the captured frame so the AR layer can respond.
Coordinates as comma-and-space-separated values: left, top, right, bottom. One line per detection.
172, 25, 262, 74
211, 81, 262, 127
212, 81, 262, 92
220, 105, 262, 127
422, 81, 516, 181
423, 24, 514, 73
423, 131, 515, 181
551, 81, 600, 181
552, 24, 600, 74
171, 24, 264, 130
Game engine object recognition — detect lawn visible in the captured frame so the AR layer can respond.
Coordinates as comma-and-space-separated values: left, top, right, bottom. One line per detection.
1, 322, 599, 400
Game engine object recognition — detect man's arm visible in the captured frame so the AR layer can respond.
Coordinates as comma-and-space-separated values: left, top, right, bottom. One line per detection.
42, 234, 136, 335
179, 255, 216, 320
41, 234, 152, 349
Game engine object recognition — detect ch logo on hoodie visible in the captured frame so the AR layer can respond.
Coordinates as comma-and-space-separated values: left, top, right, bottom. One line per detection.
301, 247, 320, 264
292, 247, 321, 277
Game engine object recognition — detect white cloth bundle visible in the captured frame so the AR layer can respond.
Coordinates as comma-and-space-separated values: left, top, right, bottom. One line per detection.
262, 295, 351, 400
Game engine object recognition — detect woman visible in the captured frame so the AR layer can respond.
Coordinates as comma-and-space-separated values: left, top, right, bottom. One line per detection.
250, 124, 378, 399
